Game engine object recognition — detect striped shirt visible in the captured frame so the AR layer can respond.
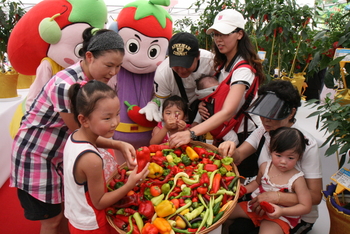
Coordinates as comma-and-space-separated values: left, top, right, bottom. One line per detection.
10, 62, 88, 204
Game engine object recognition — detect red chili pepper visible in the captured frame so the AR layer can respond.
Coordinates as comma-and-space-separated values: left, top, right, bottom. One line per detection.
260, 201, 275, 213
136, 146, 151, 173
124, 208, 137, 215
106, 207, 116, 216
200, 172, 209, 187
120, 168, 127, 182
193, 146, 208, 158
188, 228, 198, 233
150, 166, 175, 186
239, 185, 247, 198
125, 101, 158, 128
210, 174, 221, 194
224, 176, 235, 182
192, 197, 198, 203
115, 214, 130, 223
204, 164, 218, 172
138, 200, 155, 219
184, 167, 194, 177
222, 193, 228, 205
189, 182, 202, 189
112, 216, 127, 230
148, 144, 171, 153
204, 194, 211, 201
150, 155, 165, 166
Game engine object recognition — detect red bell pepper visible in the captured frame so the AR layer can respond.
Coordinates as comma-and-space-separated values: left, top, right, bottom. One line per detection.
173, 149, 182, 157
204, 164, 218, 172
136, 146, 151, 173
115, 214, 130, 223
124, 208, 137, 215
106, 207, 116, 216
260, 201, 275, 213
138, 200, 155, 219
197, 186, 208, 195
148, 144, 171, 153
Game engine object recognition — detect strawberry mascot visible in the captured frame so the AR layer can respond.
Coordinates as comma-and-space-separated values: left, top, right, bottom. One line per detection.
110, 0, 172, 163
7, 0, 108, 137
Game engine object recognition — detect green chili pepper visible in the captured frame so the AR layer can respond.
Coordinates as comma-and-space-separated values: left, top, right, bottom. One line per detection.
212, 211, 225, 224
228, 176, 240, 190
206, 197, 214, 227
196, 209, 209, 234
172, 227, 194, 234
133, 212, 144, 232
126, 215, 134, 234
212, 201, 221, 216
167, 201, 193, 220
197, 194, 208, 209
184, 205, 205, 221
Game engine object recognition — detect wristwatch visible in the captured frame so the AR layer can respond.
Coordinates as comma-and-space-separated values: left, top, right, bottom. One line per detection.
189, 130, 197, 140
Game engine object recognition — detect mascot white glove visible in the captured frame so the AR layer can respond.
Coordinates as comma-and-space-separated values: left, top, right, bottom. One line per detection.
139, 100, 162, 122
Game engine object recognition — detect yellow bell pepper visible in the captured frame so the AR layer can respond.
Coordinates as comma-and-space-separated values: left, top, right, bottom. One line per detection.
153, 217, 172, 234
148, 162, 164, 178
155, 200, 176, 217
175, 216, 187, 229
186, 146, 199, 161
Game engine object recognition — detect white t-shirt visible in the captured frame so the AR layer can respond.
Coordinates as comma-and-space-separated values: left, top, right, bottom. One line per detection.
154, 49, 215, 106
245, 122, 322, 223
217, 57, 261, 133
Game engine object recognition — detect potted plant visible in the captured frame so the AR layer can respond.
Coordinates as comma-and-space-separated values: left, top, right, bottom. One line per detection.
0, 0, 25, 98
306, 94, 350, 234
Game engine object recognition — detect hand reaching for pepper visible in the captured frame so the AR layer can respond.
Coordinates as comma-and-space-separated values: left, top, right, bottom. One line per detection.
127, 162, 150, 187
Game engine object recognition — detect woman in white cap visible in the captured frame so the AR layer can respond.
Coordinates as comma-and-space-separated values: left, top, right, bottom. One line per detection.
169, 8, 265, 177
10, 28, 136, 234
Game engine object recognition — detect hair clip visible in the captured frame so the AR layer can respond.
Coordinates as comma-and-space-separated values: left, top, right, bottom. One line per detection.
80, 80, 88, 87
91, 28, 100, 35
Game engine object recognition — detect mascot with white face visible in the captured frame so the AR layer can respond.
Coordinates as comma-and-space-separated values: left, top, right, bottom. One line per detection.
110, 0, 172, 162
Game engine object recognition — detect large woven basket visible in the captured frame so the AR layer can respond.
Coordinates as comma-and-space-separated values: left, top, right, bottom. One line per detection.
107, 141, 240, 234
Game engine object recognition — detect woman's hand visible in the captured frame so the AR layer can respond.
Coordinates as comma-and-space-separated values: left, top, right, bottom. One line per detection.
198, 101, 210, 120
218, 141, 236, 158
169, 130, 191, 148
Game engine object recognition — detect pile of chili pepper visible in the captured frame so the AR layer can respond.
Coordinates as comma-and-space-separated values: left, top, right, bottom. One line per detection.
106, 143, 242, 234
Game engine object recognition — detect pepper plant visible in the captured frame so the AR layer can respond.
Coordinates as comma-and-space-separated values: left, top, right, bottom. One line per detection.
306, 94, 350, 168
0, 0, 25, 72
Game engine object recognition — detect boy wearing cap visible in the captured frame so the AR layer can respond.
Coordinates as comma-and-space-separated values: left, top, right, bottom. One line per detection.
219, 80, 323, 234
139, 32, 215, 124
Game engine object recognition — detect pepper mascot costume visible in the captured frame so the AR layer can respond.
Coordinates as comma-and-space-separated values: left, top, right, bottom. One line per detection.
110, 0, 172, 163
7, 0, 108, 138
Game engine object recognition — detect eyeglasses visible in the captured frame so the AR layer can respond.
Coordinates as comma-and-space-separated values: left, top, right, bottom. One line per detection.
211, 28, 241, 39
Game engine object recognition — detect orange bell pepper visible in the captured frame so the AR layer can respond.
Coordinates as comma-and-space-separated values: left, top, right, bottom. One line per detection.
153, 217, 172, 234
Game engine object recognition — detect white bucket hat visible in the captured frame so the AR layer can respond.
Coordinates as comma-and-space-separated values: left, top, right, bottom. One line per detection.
206, 9, 246, 35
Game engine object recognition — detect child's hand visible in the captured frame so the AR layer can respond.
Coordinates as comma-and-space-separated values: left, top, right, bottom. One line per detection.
127, 163, 150, 187
177, 120, 187, 131
164, 117, 177, 130
265, 203, 282, 219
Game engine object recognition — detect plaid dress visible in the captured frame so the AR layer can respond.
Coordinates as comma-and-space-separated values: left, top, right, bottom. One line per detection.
10, 62, 88, 204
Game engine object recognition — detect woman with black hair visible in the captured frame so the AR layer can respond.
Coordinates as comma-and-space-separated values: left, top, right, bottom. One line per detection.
219, 79, 323, 234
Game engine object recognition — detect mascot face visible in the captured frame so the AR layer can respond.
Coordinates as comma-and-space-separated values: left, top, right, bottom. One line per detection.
119, 28, 169, 74
47, 23, 89, 68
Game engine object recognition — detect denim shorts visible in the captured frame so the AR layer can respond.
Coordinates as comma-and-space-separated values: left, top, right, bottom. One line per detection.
17, 189, 62, 221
